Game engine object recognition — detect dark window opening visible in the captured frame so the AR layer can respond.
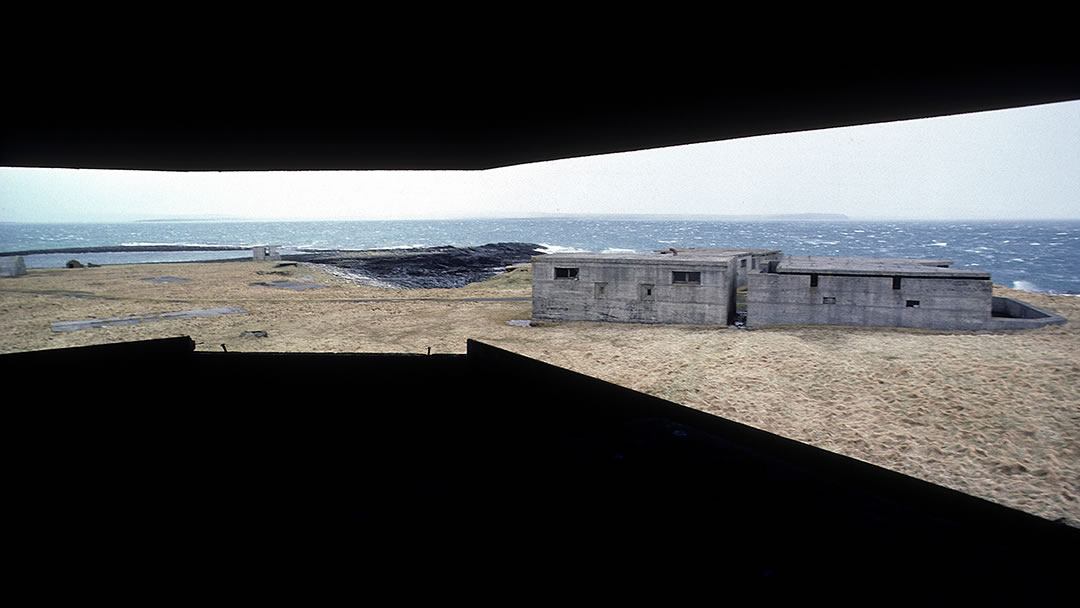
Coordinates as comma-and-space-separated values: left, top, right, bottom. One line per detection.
906, 300, 920, 308
640, 284, 654, 300
740, 259, 747, 268
810, 274, 818, 287
555, 267, 579, 279
672, 271, 701, 284
893, 276, 902, 290
823, 296, 836, 304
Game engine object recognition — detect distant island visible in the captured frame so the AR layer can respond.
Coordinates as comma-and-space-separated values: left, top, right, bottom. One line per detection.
528, 213, 850, 221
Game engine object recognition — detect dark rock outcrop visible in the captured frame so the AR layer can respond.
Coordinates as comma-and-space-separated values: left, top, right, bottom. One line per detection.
285, 242, 545, 289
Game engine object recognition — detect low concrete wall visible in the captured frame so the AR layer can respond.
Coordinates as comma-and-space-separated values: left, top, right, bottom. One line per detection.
985, 296, 1068, 330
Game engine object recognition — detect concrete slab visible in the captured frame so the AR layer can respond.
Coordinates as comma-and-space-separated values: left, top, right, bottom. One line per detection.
250, 280, 326, 290
141, 276, 191, 283
51, 307, 248, 332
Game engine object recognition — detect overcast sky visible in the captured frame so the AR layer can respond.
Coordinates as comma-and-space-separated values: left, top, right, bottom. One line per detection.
2, 99, 1078, 223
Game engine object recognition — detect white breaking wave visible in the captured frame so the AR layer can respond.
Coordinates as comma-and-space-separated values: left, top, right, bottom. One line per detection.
1012, 280, 1058, 294
538, 243, 589, 254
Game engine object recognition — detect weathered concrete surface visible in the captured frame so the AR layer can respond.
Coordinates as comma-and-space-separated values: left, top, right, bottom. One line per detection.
665, 248, 782, 288
745, 256, 1013, 330
253, 245, 281, 261
51, 307, 248, 332
532, 251, 738, 324
778, 256, 977, 277
0, 256, 27, 277
747, 271, 993, 330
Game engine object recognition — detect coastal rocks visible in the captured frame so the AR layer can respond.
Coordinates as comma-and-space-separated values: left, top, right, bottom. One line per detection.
0, 256, 27, 277
285, 242, 545, 289
240, 330, 268, 338
66, 259, 84, 268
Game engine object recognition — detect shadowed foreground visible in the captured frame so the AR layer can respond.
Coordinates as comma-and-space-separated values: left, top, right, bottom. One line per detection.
5, 337, 1077, 598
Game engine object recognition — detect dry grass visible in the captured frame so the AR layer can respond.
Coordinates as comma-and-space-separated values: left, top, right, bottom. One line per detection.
2, 260, 1077, 526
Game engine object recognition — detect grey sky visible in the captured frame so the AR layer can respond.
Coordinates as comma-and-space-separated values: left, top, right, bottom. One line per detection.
2, 99, 1078, 223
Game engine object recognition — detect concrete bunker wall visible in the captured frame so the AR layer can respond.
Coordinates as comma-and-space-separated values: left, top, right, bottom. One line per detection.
746, 271, 993, 330
732, 251, 783, 288
532, 256, 734, 324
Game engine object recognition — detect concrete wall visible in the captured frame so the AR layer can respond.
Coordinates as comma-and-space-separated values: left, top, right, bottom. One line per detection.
746, 272, 993, 330
532, 256, 733, 324
732, 251, 783, 288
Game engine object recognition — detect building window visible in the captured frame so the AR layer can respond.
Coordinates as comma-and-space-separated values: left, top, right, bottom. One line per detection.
906, 300, 920, 308
740, 259, 747, 268
810, 274, 818, 287
893, 276, 902, 290
555, 267, 579, 280
672, 271, 701, 284
823, 296, 836, 304
640, 284, 654, 300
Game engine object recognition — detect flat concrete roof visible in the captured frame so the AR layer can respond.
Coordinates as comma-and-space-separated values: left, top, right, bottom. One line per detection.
534, 247, 781, 265
777, 256, 989, 279
534, 251, 737, 265
660, 247, 782, 256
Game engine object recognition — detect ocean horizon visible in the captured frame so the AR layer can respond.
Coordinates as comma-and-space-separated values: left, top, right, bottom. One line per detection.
2, 217, 1079, 295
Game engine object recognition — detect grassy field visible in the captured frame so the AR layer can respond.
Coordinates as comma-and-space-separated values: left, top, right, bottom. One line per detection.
2, 259, 1078, 527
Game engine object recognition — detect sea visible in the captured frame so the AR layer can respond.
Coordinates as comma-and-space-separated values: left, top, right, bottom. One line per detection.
2, 218, 1079, 295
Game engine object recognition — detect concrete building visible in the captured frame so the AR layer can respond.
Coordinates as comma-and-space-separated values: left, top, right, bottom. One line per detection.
747, 256, 994, 330
747, 256, 1066, 331
533, 250, 1065, 331
253, 245, 281, 261
532, 248, 780, 325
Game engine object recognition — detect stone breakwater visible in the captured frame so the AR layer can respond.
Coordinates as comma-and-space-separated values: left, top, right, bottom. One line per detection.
283, 242, 546, 289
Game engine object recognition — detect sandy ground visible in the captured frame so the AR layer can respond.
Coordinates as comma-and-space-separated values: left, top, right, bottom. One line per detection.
2, 260, 1078, 526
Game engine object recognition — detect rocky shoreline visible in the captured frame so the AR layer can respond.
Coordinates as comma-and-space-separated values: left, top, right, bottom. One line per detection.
282, 242, 546, 289
3, 242, 548, 289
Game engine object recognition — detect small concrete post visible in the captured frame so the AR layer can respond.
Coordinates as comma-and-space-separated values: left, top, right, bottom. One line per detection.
0, 256, 27, 277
